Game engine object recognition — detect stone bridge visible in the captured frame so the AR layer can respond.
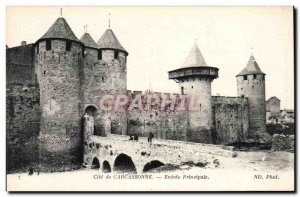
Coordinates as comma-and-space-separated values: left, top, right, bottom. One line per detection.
83, 115, 236, 173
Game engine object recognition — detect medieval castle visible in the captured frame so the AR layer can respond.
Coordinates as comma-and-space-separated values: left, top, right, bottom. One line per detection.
6, 16, 271, 172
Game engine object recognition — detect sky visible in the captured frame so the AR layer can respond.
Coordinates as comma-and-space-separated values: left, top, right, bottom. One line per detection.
6, 6, 294, 109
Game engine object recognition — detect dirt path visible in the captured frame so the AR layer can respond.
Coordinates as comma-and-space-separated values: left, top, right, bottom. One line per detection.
218, 151, 294, 172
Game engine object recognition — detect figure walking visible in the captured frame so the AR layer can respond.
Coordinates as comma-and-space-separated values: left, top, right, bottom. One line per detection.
148, 132, 154, 143
28, 167, 34, 176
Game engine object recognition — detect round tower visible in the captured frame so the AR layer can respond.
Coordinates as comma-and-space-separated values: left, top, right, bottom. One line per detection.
168, 43, 219, 143
96, 28, 128, 135
236, 55, 271, 143
80, 31, 106, 137
34, 17, 84, 171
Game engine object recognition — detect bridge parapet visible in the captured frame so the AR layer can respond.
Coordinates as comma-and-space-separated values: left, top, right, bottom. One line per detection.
83, 134, 236, 173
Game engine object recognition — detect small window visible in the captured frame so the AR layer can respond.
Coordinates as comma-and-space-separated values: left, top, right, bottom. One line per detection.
181, 87, 184, 95
46, 40, 51, 51
253, 74, 257, 79
102, 77, 104, 82
191, 86, 193, 89
114, 50, 119, 59
36, 44, 39, 54
98, 50, 102, 60
243, 75, 247, 80
66, 41, 71, 51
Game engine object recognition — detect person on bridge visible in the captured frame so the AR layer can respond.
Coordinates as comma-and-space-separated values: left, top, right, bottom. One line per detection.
134, 133, 139, 141
148, 132, 154, 143
28, 167, 34, 176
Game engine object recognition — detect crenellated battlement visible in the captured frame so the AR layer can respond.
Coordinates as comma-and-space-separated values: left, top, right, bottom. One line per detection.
212, 95, 249, 105
127, 90, 181, 97
6, 15, 269, 173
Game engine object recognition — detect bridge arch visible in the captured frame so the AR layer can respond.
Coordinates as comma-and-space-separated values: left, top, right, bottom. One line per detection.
102, 160, 112, 173
113, 153, 137, 173
91, 157, 100, 169
143, 160, 165, 172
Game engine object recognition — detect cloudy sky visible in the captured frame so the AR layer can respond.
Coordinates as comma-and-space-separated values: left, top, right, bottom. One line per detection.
6, 6, 294, 109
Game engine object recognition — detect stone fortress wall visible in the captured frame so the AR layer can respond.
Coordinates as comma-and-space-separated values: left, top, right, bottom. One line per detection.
6, 44, 40, 172
5, 44, 261, 172
237, 72, 270, 143
82, 46, 127, 137
177, 75, 215, 144
125, 90, 188, 141
35, 39, 84, 171
211, 96, 250, 145
124, 91, 250, 145
6, 16, 272, 173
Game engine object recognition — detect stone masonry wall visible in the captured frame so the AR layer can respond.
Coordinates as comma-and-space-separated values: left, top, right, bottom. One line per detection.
212, 96, 249, 145
82, 48, 127, 136
126, 92, 252, 145
126, 91, 188, 141
84, 134, 236, 173
6, 45, 40, 173
178, 77, 213, 143
82, 47, 106, 136
35, 39, 83, 171
6, 86, 40, 173
237, 74, 271, 143
7, 44, 35, 85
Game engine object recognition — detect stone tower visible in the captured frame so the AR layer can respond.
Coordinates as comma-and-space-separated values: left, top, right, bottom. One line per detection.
168, 43, 219, 143
236, 55, 271, 143
96, 28, 128, 135
35, 17, 84, 171
80, 31, 104, 136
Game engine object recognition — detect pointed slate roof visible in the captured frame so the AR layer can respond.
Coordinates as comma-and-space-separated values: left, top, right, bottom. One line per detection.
97, 29, 128, 55
237, 55, 265, 76
80, 33, 98, 48
38, 17, 80, 42
181, 43, 207, 68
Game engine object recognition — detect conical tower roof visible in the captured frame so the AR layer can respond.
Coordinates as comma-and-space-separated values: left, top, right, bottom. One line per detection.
38, 17, 80, 42
169, 42, 218, 80
181, 43, 207, 68
80, 33, 98, 48
237, 55, 265, 76
97, 29, 128, 55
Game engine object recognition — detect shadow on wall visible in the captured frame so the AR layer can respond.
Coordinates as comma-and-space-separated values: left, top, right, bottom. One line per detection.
113, 153, 137, 173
